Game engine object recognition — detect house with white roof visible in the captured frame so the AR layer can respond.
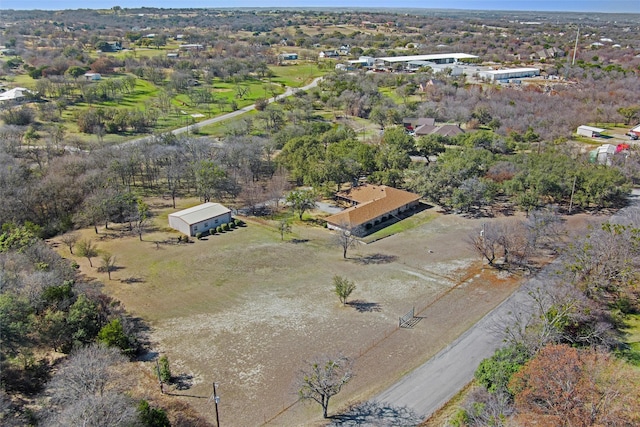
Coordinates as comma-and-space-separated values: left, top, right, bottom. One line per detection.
168, 202, 232, 236
0, 87, 34, 102
577, 125, 605, 138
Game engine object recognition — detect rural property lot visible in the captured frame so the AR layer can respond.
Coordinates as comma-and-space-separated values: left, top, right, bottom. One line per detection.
62, 202, 525, 426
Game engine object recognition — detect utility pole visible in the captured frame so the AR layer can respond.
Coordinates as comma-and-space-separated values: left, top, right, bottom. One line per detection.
209, 381, 220, 427
155, 359, 164, 394
572, 26, 580, 66
568, 175, 577, 214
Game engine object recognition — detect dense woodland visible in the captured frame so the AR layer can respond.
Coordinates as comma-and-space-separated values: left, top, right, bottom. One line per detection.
1, 7, 640, 426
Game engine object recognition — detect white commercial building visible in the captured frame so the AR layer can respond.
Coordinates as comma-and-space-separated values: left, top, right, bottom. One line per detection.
168, 202, 232, 236
348, 56, 375, 67
376, 53, 478, 65
407, 61, 464, 76
478, 67, 540, 81
577, 125, 605, 138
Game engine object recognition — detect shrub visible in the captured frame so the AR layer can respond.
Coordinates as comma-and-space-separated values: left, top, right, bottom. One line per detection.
222, 223, 229, 232
97, 318, 135, 356
229, 221, 236, 229
0, 106, 35, 126
234, 219, 244, 227
216, 226, 222, 233
195, 232, 202, 240
158, 355, 171, 383
255, 98, 268, 111
138, 400, 170, 427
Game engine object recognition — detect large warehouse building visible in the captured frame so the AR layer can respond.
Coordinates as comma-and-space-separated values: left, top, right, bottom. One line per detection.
478, 67, 540, 81
375, 53, 478, 67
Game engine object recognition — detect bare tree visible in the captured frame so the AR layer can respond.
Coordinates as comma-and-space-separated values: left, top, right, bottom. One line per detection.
130, 200, 151, 241
46, 392, 138, 427
458, 387, 514, 426
501, 279, 613, 354
470, 225, 499, 266
266, 169, 289, 210
239, 179, 265, 215
298, 354, 353, 418
469, 221, 531, 269
60, 232, 79, 255
525, 208, 566, 253
278, 219, 292, 241
334, 224, 359, 259
47, 343, 127, 405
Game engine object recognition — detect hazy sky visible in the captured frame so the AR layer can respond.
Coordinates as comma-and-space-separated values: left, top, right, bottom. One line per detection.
0, 1, 638, 13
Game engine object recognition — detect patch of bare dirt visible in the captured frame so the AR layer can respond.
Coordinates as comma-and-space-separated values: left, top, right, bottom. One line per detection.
65, 206, 603, 426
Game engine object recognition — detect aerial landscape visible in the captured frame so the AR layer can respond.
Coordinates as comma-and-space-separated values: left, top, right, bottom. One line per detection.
0, 3, 639, 427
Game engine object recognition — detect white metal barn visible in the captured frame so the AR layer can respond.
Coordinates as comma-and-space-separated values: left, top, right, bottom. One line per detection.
168, 203, 231, 236
478, 67, 540, 81
577, 125, 605, 137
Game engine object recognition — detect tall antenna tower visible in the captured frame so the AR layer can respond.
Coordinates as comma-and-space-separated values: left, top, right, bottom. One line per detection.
572, 26, 580, 66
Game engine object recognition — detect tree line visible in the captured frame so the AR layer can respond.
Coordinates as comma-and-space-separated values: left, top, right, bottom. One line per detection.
0, 221, 211, 425
454, 205, 640, 426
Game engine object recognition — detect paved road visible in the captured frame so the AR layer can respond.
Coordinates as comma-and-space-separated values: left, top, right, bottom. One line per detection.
372, 192, 640, 422
121, 77, 323, 147
372, 276, 532, 419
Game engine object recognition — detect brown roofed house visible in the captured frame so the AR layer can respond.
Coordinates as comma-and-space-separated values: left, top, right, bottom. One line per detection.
432, 124, 464, 137
415, 124, 438, 135
325, 184, 421, 236
415, 123, 464, 137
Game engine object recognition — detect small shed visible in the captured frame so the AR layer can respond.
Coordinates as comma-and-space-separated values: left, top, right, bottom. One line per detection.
279, 53, 298, 61
168, 202, 231, 236
577, 125, 605, 138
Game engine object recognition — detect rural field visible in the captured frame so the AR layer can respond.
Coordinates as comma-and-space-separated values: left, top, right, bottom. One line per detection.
55, 198, 528, 426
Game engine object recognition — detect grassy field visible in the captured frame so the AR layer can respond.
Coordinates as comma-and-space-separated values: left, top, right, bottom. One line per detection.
362, 207, 439, 243
3, 73, 37, 89
1, 60, 326, 144
268, 64, 326, 87
621, 314, 640, 366
196, 109, 259, 137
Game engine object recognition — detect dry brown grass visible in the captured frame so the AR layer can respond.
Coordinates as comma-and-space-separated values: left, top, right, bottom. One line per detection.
54, 199, 523, 426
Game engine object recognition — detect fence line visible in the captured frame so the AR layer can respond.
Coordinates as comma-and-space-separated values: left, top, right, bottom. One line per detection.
262, 271, 477, 425
399, 306, 415, 328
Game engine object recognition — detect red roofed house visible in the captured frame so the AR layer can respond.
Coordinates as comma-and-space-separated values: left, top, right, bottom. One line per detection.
325, 184, 421, 236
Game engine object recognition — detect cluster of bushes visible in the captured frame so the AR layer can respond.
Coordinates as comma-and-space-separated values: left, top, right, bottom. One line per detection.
0, 105, 35, 126
195, 219, 244, 239
0, 225, 139, 395
76, 107, 159, 135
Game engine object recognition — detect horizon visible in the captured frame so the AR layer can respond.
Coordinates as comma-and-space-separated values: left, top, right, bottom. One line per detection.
0, 1, 639, 13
